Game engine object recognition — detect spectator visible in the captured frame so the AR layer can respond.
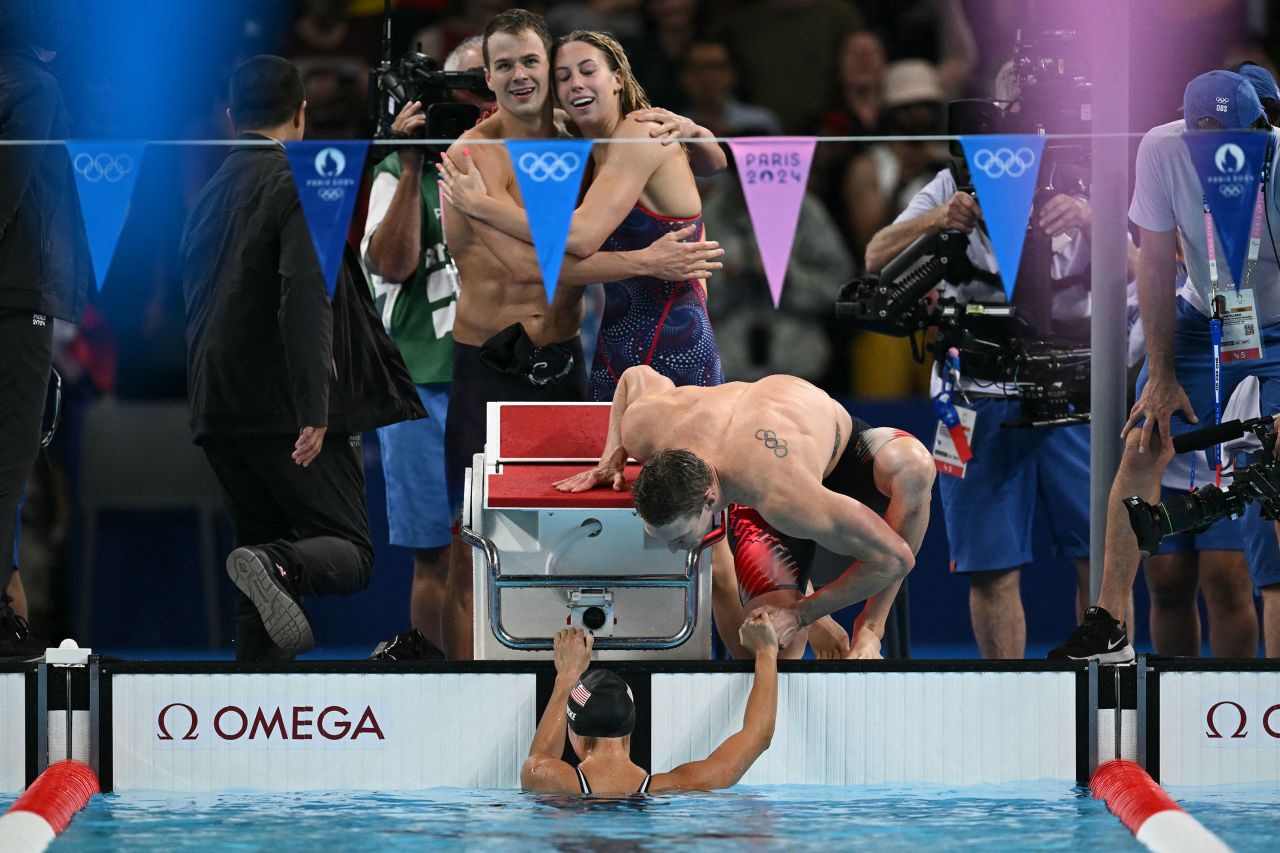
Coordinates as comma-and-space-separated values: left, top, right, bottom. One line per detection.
278, 0, 380, 138
724, 0, 863, 134
678, 39, 782, 137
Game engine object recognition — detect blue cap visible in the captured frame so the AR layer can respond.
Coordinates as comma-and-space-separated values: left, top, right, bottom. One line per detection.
1183, 70, 1264, 129
1237, 63, 1280, 104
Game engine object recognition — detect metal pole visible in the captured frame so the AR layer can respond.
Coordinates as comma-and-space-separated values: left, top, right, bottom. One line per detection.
1087, 0, 1131, 603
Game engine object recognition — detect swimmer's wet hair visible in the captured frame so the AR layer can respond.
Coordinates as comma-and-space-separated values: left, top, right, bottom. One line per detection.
632, 449, 712, 526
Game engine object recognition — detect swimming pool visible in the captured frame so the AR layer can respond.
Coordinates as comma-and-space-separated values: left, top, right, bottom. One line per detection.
13, 782, 1279, 851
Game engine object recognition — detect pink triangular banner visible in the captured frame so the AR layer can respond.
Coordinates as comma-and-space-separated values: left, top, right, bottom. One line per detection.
727, 137, 816, 308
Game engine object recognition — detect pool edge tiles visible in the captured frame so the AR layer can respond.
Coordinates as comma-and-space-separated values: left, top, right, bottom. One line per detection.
649, 671, 1078, 786
109, 672, 536, 791
1, 672, 25, 793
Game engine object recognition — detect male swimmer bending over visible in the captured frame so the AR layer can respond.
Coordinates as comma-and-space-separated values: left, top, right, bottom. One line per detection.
555, 366, 935, 654
522, 617, 778, 794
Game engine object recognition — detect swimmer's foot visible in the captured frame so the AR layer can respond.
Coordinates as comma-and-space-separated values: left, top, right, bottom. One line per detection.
369, 629, 445, 662
226, 547, 314, 655
1047, 606, 1134, 664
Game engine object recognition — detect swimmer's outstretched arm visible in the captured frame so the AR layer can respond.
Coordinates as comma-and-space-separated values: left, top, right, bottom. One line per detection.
553, 366, 674, 493
520, 629, 594, 793
753, 482, 914, 648
650, 614, 778, 792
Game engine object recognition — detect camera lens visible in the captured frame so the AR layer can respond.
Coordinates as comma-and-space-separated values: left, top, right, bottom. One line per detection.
1123, 495, 1166, 556
582, 606, 607, 631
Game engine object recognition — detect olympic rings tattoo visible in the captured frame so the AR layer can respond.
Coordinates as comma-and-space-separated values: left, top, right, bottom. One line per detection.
755, 428, 788, 458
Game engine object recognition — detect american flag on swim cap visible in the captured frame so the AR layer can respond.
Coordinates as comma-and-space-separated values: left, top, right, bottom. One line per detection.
571, 683, 592, 705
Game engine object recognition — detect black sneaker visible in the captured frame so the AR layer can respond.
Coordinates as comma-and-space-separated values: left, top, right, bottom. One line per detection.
226, 547, 314, 655
369, 629, 445, 662
1047, 606, 1135, 663
0, 596, 47, 660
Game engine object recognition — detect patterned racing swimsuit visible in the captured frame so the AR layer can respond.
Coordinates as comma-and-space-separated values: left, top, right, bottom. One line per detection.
588, 204, 725, 401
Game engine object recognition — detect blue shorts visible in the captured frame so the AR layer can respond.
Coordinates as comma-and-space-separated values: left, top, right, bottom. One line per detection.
1134, 298, 1280, 441
938, 397, 1090, 573
377, 382, 452, 550
1239, 490, 1280, 591
1153, 484, 1243, 555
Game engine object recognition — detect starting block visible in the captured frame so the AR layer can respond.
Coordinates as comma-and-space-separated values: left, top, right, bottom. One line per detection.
459, 402, 719, 660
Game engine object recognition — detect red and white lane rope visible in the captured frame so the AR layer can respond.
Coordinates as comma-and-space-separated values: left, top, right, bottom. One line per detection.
1091, 759, 1230, 853
0, 760, 99, 853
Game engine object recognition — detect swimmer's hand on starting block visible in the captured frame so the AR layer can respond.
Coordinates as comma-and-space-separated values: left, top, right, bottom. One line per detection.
553, 464, 627, 493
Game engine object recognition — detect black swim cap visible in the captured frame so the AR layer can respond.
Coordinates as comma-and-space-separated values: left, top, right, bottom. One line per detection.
566, 670, 635, 738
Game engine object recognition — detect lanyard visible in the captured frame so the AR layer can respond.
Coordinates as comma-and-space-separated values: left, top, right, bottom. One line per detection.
933, 348, 973, 463
1203, 185, 1264, 294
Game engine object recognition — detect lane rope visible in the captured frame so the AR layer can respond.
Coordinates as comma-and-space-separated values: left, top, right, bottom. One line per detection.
0, 760, 100, 853
1091, 759, 1231, 853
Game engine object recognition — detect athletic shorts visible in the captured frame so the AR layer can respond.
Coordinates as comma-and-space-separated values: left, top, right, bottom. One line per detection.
444, 338, 587, 515
1153, 483, 1244, 555
725, 416, 899, 602
938, 396, 1090, 573
377, 382, 452, 550
1133, 298, 1280, 441
1235, 461, 1280, 590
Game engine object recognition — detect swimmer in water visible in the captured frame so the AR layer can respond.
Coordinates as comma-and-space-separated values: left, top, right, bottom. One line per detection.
522, 618, 778, 794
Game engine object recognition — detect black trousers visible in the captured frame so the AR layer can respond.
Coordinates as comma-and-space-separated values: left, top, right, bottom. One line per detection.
201, 432, 373, 661
0, 309, 53, 596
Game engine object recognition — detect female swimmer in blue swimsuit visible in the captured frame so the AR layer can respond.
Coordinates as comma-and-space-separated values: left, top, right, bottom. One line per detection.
438, 29, 726, 400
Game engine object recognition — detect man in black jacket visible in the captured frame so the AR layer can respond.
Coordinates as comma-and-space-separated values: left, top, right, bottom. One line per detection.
0, 2, 89, 658
182, 55, 424, 661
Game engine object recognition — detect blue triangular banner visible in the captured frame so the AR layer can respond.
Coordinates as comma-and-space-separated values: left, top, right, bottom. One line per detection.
505, 139, 593, 301
285, 140, 370, 297
65, 140, 146, 290
1184, 130, 1269, 290
960, 135, 1046, 300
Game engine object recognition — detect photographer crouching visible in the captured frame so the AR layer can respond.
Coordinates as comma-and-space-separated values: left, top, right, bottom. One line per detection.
863, 58, 1097, 660
361, 37, 494, 661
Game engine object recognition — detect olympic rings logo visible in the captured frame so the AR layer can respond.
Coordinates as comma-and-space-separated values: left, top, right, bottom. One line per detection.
1220, 183, 1245, 198
517, 151, 580, 183
73, 152, 134, 183
754, 428, 789, 458
971, 146, 1036, 179
317, 187, 345, 202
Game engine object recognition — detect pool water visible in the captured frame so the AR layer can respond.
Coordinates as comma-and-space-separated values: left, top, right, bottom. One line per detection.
9, 782, 1278, 851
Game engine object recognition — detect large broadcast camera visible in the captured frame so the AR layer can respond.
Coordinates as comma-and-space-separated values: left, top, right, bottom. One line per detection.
1125, 418, 1280, 557
368, 1, 491, 141
835, 25, 1093, 429
835, 228, 1091, 428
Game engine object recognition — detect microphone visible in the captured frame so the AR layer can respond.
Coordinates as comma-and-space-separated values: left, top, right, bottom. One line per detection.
1172, 420, 1245, 454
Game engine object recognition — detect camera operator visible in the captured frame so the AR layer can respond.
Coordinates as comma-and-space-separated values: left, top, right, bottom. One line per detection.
0, 0, 89, 659
362, 36, 492, 662
1050, 70, 1280, 663
864, 64, 1096, 660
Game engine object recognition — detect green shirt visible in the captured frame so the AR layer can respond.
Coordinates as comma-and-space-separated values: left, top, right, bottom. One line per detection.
362, 152, 459, 384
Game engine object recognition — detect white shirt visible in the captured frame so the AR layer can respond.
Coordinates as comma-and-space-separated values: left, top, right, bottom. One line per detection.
1129, 120, 1280, 326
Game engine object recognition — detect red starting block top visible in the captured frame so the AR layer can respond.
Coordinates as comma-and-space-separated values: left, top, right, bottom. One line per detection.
497, 404, 611, 460
486, 464, 642, 508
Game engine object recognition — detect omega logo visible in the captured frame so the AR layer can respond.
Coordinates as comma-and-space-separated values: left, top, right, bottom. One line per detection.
1204, 700, 1280, 740
156, 702, 385, 742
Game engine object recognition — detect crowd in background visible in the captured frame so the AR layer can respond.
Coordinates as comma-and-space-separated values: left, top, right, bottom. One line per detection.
13, 0, 1280, 648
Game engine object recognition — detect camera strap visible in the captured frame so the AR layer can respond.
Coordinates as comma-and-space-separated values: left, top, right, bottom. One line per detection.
932, 348, 974, 465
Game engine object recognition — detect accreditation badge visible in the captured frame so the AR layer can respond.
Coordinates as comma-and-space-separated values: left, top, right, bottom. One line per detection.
1220, 288, 1263, 362
932, 405, 977, 478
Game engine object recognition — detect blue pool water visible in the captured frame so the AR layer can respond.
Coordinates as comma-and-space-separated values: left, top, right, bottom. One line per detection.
8, 783, 1277, 851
